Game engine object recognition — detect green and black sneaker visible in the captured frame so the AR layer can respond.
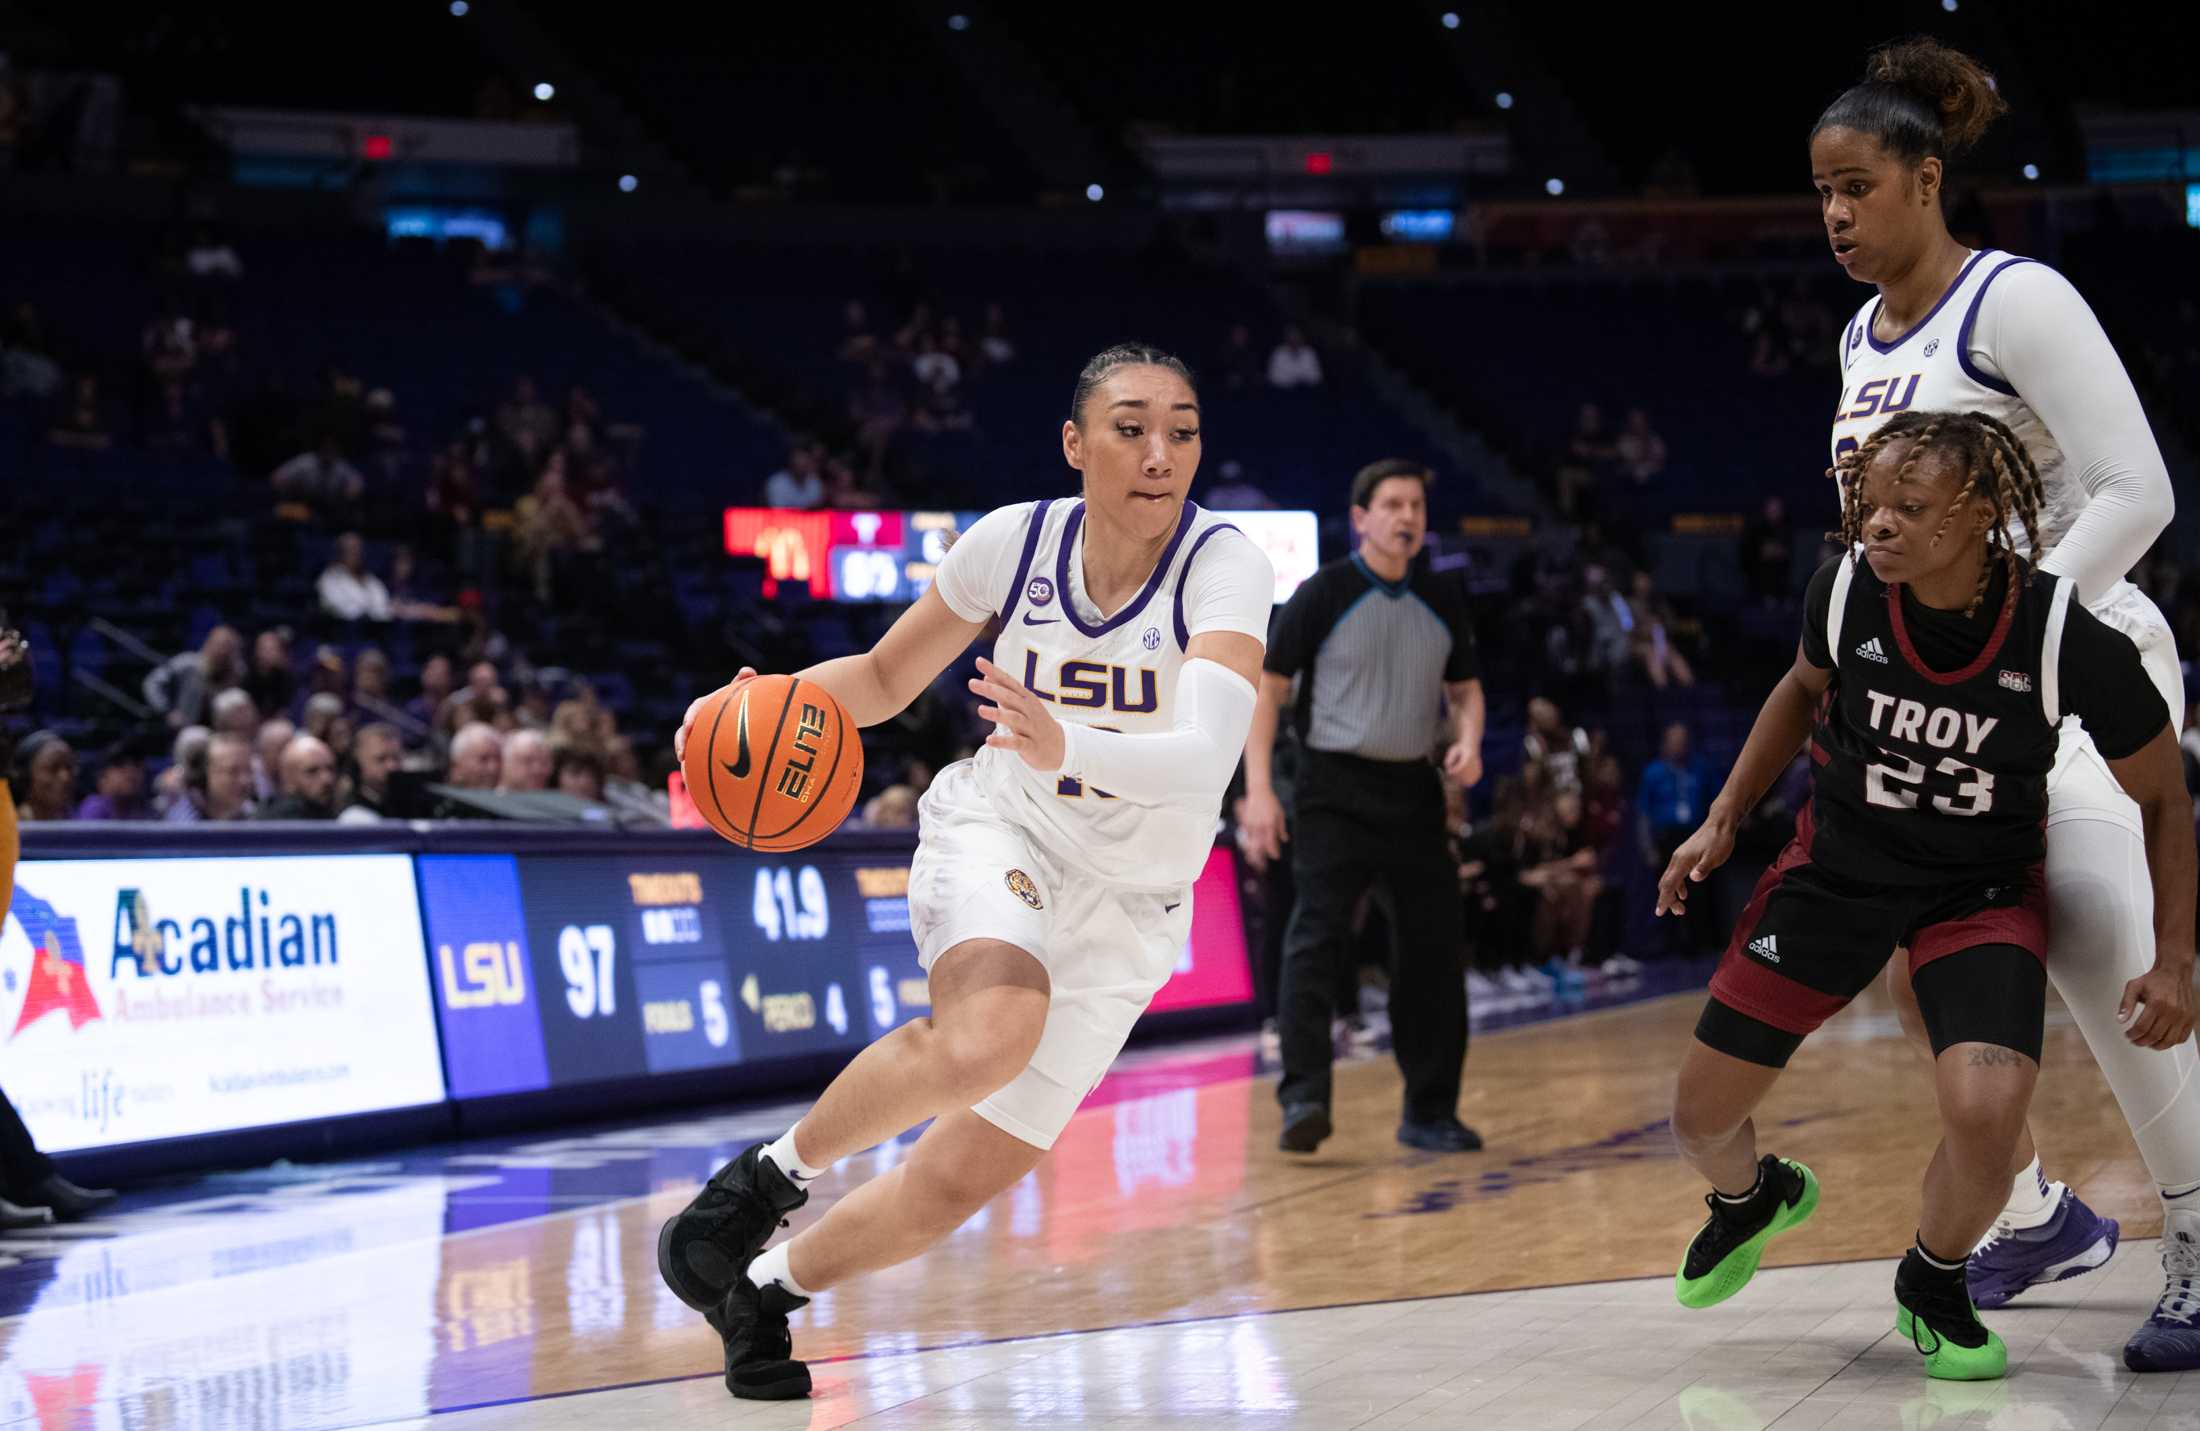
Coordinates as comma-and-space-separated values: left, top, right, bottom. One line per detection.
1675, 1155, 1819, 1309
1894, 1248, 2007, 1381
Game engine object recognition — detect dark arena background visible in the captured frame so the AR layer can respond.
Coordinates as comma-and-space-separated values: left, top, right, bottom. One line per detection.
1, 2, 2197, 1425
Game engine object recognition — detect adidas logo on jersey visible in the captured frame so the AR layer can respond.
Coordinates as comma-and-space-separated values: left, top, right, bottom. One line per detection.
1855, 637, 1889, 664
1747, 934, 1780, 963
1998, 669, 2033, 693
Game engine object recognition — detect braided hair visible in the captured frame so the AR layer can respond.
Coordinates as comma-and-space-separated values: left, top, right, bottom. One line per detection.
1830, 409, 2048, 617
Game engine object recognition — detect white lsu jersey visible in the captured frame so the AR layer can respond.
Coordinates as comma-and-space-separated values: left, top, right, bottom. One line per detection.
929, 496, 1273, 891
1829, 249, 2074, 560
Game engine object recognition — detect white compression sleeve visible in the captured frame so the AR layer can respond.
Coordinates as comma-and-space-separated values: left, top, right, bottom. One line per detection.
1981, 265, 2173, 606
1052, 658, 1257, 807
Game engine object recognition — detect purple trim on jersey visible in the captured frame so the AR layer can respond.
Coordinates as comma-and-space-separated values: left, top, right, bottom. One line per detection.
1865, 249, 1994, 355
1170, 521, 1243, 650
1956, 256, 2039, 398
999, 498, 1053, 623
1055, 498, 1198, 638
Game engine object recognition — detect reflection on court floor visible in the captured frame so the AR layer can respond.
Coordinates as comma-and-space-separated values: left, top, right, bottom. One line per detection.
0, 977, 2177, 1429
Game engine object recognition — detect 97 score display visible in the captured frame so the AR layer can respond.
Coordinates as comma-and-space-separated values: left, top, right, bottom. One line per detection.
421, 851, 931, 1098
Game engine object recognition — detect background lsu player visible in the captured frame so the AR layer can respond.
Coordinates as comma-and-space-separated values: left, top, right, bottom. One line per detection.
657, 344, 1274, 1399
1813, 39, 2198, 1370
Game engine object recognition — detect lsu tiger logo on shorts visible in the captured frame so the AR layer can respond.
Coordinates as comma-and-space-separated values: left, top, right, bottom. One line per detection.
1004, 869, 1043, 909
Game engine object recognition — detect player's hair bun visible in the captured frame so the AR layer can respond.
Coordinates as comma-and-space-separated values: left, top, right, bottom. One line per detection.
1862, 37, 2008, 157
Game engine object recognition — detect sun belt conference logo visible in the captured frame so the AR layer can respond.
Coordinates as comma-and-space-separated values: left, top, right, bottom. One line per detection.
5, 886, 102, 1038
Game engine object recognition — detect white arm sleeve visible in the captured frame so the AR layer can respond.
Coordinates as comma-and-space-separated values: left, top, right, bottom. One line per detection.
929, 502, 1039, 623
1973, 264, 2173, 605
1053, 658, 1257, 806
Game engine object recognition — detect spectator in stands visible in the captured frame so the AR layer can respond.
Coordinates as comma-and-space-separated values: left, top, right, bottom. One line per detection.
351, 648, 395, 725
1204, 459, 1276, 511
1629, 570, 1694, 689
822, 453, 888, 509
1523, 696, 1591, 794
144, 374, 221, 456
1266, 325, 1324, 389
141, 307, 194, 380
251, 717, 296, 804
552, 743, 607, 803
256, 736, 339, 821
407, 655, 455, 733
979, 302, 1014, 366
1637, 721, 1717, 956
910, 332, 960, 393
764, 442, 825, 509
1518, 787, 1602, 964
271, 436, 365, 510
144, 625, 244, 730
498, 375, 560, 456
340, 723, 404, 823
47, 373, 115, 450
207, 688, 259, 744
912, 376, 973, 436
441, 661, 507, 731
1740, 495, 1793, 604
300, 693, 346, 750
184, 226, 243, 280
154, 726, 210, 816
318, 532, 393, 623
848, 361, 907, 478
447, 721, 503, 790
11, 732, 76, 822
244, 629, 295, 719
515, 460, 593, 602
1614, 408, 1667, 484
1, 303, 63, 400
499, 729, 552, 792
863, 784, 918, 828
837, 300, 878, 364
1578, 565, 1634, 684
165, 732, 254, 823
75, 736, 150, 821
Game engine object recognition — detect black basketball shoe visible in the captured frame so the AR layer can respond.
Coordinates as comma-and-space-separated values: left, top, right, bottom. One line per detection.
657, 1142, 810, 1311
709, 1274, 813, 1400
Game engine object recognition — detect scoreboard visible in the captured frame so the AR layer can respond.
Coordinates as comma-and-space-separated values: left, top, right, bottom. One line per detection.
418, 843, 1250, 1099
723, 506, 1320, 606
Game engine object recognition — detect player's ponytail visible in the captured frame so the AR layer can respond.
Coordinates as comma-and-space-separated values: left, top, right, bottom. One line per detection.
1813, 37, 2009, 165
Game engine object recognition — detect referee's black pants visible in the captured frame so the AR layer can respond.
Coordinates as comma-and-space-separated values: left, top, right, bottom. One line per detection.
1276, 751, 1467, 1124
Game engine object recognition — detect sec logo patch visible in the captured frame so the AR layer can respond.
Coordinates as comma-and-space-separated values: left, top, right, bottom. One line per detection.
1004, 869, 1043, 909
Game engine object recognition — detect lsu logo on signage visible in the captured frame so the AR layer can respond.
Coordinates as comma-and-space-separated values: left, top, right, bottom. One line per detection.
5, 885, 102, 1038
440, 941, 527, 1010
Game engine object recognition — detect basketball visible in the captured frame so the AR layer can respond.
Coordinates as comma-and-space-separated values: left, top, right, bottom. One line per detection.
683, 674, 863, 852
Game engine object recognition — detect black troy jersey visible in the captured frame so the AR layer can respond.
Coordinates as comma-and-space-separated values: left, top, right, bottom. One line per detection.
1797, 554, 2164, 886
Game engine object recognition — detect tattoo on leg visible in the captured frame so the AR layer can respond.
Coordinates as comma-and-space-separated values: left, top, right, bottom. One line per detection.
1965, 1045, 2028, 1067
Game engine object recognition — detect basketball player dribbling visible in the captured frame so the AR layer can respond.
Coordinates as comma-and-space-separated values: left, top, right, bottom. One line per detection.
1811, 40, 2200, 1370
657, 344, 1274, 1399
1659, 411, 2193, 1379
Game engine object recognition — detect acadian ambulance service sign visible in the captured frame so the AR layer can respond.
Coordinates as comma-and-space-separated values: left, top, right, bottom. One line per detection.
0, 855, 447, 1152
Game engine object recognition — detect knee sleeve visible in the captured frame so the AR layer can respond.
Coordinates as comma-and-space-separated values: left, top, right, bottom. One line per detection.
1695, 997, 1805, 1070
1913, 944, 2045, 1062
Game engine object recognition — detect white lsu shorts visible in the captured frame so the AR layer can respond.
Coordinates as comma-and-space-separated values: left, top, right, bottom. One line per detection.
907, 759, 1193, 1150
2049, 579, 2184, 829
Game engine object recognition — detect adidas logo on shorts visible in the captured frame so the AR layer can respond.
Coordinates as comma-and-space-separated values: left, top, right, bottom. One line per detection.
1748, 934, 1781, 963
1855, 637, 1889, 664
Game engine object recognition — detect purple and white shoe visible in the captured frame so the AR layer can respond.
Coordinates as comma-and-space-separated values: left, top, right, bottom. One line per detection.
1967, 1184, 2119, 1310
2123, 1208, 2200, 1373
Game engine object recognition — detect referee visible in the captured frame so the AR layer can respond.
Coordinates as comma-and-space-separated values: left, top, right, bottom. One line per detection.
1240, 459, 1485, 1155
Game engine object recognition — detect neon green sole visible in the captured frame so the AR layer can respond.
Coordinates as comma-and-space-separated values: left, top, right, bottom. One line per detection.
1896, 1306, 2007, 1380
1674, 1159, 1821, 1309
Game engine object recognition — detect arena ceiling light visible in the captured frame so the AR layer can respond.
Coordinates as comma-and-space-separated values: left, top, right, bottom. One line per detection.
534, 82, 556, 102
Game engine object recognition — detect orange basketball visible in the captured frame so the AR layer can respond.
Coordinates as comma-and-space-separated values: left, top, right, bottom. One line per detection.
683, 674, 863, 852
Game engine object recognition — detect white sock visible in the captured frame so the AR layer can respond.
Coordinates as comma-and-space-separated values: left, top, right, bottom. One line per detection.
2001, 1157, 2060, 1230
2161, 1179, 2200, 1209
748, 1241, 812, 1299
763, 1125, 826, 1185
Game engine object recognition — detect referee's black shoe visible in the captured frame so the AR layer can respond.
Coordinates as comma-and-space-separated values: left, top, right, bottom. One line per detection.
1279, 1103, 1332, 1154
709, 1274, 813, 1400
1398, 1117, 1483, 1153
658, 1142, 809, 1311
